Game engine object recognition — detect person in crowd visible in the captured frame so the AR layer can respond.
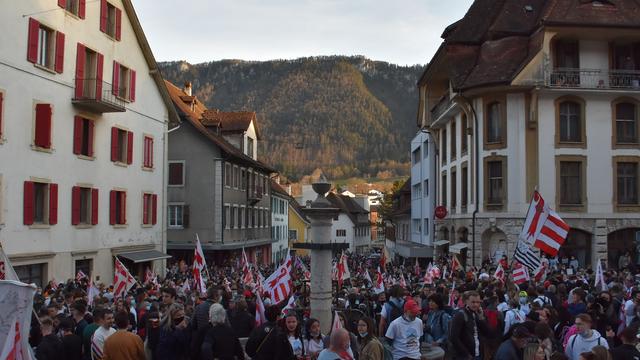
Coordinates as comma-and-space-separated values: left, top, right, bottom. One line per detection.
156, 303, 191, 360
72, 301, 89, 337
36, 316, 64, 360
356, 317, 383, 360
83, 307, 102, 360
303, 318, 325, 360
624, 290, 640, 327
161, 287, 177, 307
144, 306, 161, 359
565, 314, 609, 360
619, 252, 632, 270
200, 303, 245, 360
102, 311, 145, 360
91, 308, 116, 360
610, 326, 640, 360
385, 297, 423, 360
378, 285, 405, 337
449, 290, 495, 360
523, 342, 547, 360
60, 317, 83, 360
505, 298, 527, 336
495, 325, 531, 360
228, 299, 254, 338
192, 287, 219, 332
590, 345, 611, 360
318, 328, 353, 360
568, 289, 587, 317
324, 311, 359, 359
245, 305, 295, 360
283, 311, 306, 359
424, 293, 450, 349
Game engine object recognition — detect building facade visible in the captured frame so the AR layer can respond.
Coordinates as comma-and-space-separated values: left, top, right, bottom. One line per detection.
165, 81, 275, 265
271, 180, 289, 263
410, 131, 436, 248
418, 0, 640, 268
326, 192, 370, 253
0, 0, 176, 285
288, 199, 310, 257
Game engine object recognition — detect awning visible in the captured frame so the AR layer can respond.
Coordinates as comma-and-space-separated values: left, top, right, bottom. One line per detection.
449, 242, 468, 254
118, 250, 172, 263
434, 240, 450, 246
395, 241, 433, 258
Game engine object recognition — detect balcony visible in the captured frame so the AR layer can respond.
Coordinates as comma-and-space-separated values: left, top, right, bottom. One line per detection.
544, 68, 640, 90
247, 186, 263, 205
72, 78, 126, 113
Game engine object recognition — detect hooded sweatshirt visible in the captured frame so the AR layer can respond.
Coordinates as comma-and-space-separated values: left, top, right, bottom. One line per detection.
565, 330, 609, 360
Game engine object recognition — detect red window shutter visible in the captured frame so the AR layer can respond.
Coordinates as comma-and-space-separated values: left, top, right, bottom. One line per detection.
121, 192, 126, 224
142, 194, 149, 225
129, 70, 136, 101
99, 0, 108, 33
148, 137, 154, 167
71, 186, 81, 225
34, 104, 52, 148
87, 120, 94, 157
58, 0, 66, 8
112, 61, 120, 96
95, 53, 104, 100
109, 190, 116, 225
54, 32, 65, 74
152, 194, 158, 225
23, 181, 35, 225
73, 116, 83, 154
115, 8, 122, 41
142, 137, 148, 167
27, 18, 40, 63
91, 188, 99, 225
110, 127, 118, 161
78, 0, 86, 19
126, 131, 133, 164
75, 43, 85, 98
49, 183, 58, 225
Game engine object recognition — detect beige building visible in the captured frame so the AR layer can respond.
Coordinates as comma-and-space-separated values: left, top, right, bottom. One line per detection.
419, 0, 640, 268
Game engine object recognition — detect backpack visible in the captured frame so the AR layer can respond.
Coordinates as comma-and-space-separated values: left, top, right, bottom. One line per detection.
381, 339, 394, 360
382, 300, 404, 335
484, 309, 500, 332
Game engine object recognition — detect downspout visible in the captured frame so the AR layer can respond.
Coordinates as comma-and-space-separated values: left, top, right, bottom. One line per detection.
458, 95, 479, 267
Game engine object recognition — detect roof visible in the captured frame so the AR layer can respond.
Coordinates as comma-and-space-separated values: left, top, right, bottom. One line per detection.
326, 192, 370, 226
423, 0, 640, 91
164, 80, 275, 173
270, 179, 290, 197
121, 1, 179, 125
201, 110, 261, 139
289, 197, 310, 224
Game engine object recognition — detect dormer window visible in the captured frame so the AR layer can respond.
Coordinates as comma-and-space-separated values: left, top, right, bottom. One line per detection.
554, 40, 579, 69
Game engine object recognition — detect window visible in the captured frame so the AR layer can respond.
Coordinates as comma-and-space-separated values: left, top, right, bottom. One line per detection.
34, 103, 52, 149
168, 162, 184, 186
441, 128, 447, 165
451, 121, 457, 160
451, 167, 457, 210
143, 136, 154, 168
233, 166, 239, 189
412, 148, 420, 165
613, 100, 639, 145
71, 186, 98, 225
413, 219, 421, 233
442, 173, 447, 207
247, 137, 254, 158
559, 101, 582, 143
248, 207, 254, 228
24, 181, 57, 225
423, 140, 429, 158
484, 157, 506, 208
461, 114, 468, 154
14, 264, 44, 288
59, 0, 86, 18
412, 184, 421, 199
240, 207, 245, 228
109, 190, 126, 225
241, 169, 246, 190
289, 229, 298, 241
555, 155, 586, 211
423, 180, 429, 198
27, 19, 65, 73
168, 204, 184, 228
142, 193, 157, 225
100, 0, 122, 40
461, 164, 468, 210
110, 127, 132, 164
423, 218, 429, 235
486, 102, 502, 144
74, 44, 104, 100
554, 40, 579, 69
224, 205, 230, 229
73, 116, 94, 157
336, 229, 346, 237
232, 206, 239, 229
614, 157, 640, 211
225, 163, 232, 187
112, 62, 135, 101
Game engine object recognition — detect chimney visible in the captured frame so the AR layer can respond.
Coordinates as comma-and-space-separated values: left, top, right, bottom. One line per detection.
183, 81, 192, 96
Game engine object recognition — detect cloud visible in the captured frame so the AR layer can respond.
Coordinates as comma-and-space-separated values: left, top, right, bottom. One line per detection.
133, 0, 472, 65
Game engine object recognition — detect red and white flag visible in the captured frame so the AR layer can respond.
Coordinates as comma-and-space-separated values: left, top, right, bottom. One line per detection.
241, 248, 254, 285
373, 267, 385, 294
363, 269, 373, 285
424, 263, 433, 284
414, 258, 421, 277
0, 281, 36, 360
332, 311, 343, 331
520, 191, 570, 256
513, 263, 530, 285
448, 281, 456, 308
494, 263, 505, 282
255, 292, 267, 327
451, 255, 461, 274
87, 280, 100, 306
399, 273, 407, 288
113, 258, 136, 298
193, 235, 207, 296
336, 251, 351, 288
263, 253, 292, 303
255, 270, 265, 295
595, 259, 606, 291
282, 295, 296, 314
0, 244, 19, 281
76, 270, 87, 282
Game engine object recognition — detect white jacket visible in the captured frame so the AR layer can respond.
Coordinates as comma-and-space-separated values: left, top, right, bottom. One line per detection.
565, 330, 609, 360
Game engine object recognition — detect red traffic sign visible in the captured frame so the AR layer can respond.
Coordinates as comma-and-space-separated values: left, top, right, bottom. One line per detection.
434, 206, 448, 219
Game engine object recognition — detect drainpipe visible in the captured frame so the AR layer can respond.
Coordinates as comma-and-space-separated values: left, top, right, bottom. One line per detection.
458, 95, 479, 267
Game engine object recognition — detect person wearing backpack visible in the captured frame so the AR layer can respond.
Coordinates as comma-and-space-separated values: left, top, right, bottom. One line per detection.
565, 314, 609, 360
424, 293, 451, 350
385, 298, 424, 360
377, 285, 405, 338
448, 290, 495, 360
503, 299, 526, 337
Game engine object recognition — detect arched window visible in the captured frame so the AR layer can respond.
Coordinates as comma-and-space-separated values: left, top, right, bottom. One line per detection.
559, 101, 581, 142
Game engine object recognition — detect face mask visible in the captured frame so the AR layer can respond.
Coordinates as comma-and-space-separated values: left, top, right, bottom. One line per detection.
311, 331, 320, 338
146, 303, 151, 311
359, 332, 368, 338
519, 297, 527, 305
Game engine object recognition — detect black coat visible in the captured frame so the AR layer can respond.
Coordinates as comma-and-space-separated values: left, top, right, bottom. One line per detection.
62, 333, 83, 360
245, 321, 295, 360
200, 323, 245, 360
228, 310, 255, 338
448, 308, 494, 360
36, 334, 64, 360
611, 344, 640, 360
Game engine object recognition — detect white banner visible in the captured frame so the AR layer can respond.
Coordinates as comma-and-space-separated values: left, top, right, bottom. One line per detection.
0, 280, 37, 360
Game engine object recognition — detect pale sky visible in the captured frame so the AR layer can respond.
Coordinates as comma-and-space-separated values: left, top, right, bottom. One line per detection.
133, 0, 473, 66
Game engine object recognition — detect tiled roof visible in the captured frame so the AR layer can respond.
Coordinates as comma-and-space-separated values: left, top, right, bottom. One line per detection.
164, 80, 275, 173
201, 110, 261, 139
326, 192, 370, 226
270, 179, 290, 197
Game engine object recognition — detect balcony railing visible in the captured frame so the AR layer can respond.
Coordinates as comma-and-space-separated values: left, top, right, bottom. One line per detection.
72, 78, 126, 113
545, 68, 640, 90
248, 186, 264, 205
430, 95, 452, 122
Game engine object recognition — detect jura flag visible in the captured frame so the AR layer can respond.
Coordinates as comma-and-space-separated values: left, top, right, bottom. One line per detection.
513, 263, 530, 285
373, 267, 385, 294
113, 258, 135, 298
263, 255, 292, 303
332, 311, 343, 332
76, 270, 87, 282
520, 191, 569, 256
193, 235, 207, 296
255, 292, 267, 327
494, 263, 505, 282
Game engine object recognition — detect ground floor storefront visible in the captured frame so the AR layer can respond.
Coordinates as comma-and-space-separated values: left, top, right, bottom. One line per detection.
168, 242, 273, 267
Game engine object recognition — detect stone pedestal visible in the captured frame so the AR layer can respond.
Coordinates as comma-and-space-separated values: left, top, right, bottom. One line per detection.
308, 213, 336, 335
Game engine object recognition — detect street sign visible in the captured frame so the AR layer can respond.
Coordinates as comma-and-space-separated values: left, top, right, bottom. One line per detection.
434, 206, 447, 219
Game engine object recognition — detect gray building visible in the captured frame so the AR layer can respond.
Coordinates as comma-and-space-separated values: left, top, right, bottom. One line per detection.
165, 81, 276, 265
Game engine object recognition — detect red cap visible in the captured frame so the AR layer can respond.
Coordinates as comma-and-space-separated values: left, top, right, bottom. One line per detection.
404, 298, 421, 315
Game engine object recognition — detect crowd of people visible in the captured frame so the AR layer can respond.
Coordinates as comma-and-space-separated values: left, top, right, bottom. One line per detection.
23, 251, 640, 360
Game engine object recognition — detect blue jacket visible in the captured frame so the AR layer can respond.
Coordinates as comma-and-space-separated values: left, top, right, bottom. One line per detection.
425, 310, 451, 346
156, 326, 191, 360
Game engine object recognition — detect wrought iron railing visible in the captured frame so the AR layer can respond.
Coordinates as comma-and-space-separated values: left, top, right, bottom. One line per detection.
73, 78, 125, 110
545, 68, 640, 90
